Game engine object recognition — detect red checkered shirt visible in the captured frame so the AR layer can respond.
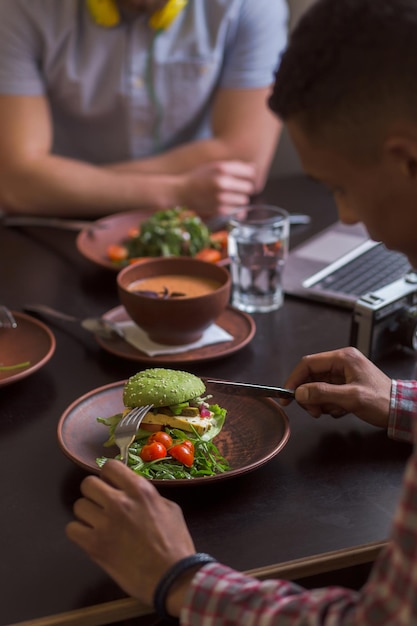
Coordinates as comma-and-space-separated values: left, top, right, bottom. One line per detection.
181, 379, 417, 625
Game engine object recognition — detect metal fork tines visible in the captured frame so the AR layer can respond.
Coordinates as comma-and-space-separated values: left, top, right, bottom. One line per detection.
114, 404, 153, 464
0, 306, 17, 329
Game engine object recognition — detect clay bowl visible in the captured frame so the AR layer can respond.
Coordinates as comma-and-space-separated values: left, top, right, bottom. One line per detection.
117, 257, 231, 345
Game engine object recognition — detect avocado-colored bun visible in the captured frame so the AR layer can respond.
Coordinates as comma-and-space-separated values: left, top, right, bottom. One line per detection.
123, 368, 206, 408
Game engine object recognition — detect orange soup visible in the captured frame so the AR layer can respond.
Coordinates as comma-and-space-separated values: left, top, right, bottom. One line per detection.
128, 274, 221, 298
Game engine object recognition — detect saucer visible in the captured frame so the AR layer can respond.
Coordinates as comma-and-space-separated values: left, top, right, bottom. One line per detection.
0, 312, 56, 387
95, 305, 256, 364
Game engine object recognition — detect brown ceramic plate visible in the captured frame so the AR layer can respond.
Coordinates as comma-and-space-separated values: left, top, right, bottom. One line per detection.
76, 210, 229, 271
57, 380, 290, 485
0, 312, 56, 387
76, 210, 154, 270
95, 305, 255, 364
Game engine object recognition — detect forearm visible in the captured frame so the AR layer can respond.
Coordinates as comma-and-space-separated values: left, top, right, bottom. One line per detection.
0, 155, 182, 217
181, 562, 358, 625
108, 126, 282, 191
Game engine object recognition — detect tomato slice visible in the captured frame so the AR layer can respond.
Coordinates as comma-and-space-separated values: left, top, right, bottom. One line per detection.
169, 443, 194, 467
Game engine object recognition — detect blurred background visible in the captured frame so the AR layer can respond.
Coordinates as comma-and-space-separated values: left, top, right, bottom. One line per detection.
271, 0, 316, 177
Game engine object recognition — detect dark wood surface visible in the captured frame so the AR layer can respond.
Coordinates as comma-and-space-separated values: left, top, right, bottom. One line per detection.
1, 175, 415, 625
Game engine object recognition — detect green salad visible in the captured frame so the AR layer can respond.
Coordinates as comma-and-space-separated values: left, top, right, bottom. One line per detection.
96, 403, 229, 480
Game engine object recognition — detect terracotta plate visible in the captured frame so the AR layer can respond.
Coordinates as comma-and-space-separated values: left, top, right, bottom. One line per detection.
76, 210, 228, 271
0, 312, 56, 387
57, 380, 290, 486
95, 305, 255, 364
76, 210, 154, 270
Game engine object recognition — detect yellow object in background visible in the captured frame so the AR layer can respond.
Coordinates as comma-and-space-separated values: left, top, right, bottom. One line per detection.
86, 0, 120, 27
149, 0, 188, 31
86, 0, 188, 30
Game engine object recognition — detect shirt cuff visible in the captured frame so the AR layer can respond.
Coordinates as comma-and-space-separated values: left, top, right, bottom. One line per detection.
388, 379, 417, 443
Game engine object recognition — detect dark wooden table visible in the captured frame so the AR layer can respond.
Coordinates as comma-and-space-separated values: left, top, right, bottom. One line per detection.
1, 175, 415, 626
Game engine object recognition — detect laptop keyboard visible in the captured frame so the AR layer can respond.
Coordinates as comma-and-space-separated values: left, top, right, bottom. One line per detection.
311, 243, 412, 296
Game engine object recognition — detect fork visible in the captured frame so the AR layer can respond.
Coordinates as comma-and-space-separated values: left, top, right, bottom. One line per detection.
0, 306, 17, 329
24, 304, 124, 340
114, 404, 154, 464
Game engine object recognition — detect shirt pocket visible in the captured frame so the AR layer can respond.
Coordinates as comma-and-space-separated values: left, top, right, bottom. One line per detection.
155, 55, 221, 145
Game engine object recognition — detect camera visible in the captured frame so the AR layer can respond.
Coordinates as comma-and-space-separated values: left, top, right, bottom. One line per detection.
350, 272, 417, 361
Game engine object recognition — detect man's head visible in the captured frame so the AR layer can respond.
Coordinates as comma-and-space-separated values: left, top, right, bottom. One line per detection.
270, 0, 417, 266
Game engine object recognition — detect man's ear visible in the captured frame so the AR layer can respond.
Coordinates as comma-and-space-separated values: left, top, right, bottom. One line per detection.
384, 135, 417, 179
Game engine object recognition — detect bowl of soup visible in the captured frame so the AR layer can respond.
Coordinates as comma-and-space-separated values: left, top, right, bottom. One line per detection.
117, 257, 231, 345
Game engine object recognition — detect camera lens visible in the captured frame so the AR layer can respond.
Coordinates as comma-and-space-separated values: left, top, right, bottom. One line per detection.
396, 306, 417, 352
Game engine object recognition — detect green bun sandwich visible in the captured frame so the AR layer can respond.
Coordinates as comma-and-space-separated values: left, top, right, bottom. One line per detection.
115, 367, 226, 439
123, 368, 205, 408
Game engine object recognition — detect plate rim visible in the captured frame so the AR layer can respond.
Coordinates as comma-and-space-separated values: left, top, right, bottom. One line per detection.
95, 305, 256, 364
76, 209, 230, 271
76, 210, 154, 270
0, 311, 56, 387
57, 379, 290, 486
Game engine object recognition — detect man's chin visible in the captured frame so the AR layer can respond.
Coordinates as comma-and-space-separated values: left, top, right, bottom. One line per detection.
118, 0, 167, 14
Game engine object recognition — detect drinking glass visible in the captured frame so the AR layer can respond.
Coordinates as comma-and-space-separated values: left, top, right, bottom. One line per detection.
227, 205, 289, 313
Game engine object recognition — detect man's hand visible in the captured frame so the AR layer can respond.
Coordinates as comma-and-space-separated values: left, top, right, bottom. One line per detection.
66, 460, 196, 612
180, 160, 257, 217
281, 347, 391, 428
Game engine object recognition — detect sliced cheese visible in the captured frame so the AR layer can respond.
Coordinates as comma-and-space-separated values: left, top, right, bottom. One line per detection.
142, 411, 212, 435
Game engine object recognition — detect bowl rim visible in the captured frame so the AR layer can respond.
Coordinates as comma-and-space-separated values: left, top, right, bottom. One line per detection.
117, 256, 231, 296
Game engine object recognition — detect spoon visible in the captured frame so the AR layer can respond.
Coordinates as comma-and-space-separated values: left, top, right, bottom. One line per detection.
24, 304, 124, 340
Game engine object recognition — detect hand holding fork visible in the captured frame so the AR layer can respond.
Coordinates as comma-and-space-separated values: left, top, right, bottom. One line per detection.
114, 404, 154, 464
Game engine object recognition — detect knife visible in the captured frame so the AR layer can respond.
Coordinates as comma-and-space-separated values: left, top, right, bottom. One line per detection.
1, 214, 107, 232
206, 379, 295, 399
205, 213, 311, 232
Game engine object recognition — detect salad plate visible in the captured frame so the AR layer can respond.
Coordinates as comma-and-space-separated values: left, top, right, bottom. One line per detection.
76, 210, 154, 270
57, 380, 290, 486
0, 312, 56, 387
76, 209, 228, 271
94, 305, 256, 364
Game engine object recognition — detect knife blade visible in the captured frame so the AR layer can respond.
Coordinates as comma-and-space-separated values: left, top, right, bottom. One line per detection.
1, 214, 107, 232
206, 379, 295, 399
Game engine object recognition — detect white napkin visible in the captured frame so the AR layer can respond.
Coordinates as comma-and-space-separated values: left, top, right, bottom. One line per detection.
117, 320, 233, 356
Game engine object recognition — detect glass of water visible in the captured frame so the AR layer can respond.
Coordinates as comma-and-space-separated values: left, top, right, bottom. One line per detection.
227, 205, 289, 313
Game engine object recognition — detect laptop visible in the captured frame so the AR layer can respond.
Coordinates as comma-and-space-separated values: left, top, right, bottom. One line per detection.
283, 221, 412, 309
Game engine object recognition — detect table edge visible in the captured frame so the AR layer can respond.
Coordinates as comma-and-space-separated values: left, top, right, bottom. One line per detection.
7, 540, 386, 626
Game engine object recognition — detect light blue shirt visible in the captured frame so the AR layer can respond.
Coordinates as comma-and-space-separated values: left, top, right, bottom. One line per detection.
0, 0, 288, 163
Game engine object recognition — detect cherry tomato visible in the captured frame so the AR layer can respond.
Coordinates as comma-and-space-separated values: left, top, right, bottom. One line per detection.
209, 230, 228, 251
147, 431, 173, 449
107, 244, 128, 262
127, 226, 140, 238
140, 442, 167, 462
169, 443, 194, 467
195, 248, 222, 263
181, 439, 194, 453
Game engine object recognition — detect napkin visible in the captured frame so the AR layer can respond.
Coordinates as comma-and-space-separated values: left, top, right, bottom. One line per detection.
117, 320, 233, 356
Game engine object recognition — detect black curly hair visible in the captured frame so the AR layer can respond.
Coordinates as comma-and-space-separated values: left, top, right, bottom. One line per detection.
270, 0, 417, 157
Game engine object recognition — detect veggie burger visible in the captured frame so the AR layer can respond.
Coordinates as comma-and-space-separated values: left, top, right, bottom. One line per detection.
122, 368, 224, 436
97, 368, 228, 478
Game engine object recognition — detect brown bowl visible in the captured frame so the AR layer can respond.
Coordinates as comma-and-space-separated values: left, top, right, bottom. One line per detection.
117, 257, 231, 345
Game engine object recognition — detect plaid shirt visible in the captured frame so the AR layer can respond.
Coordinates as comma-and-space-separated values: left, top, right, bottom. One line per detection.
182, 380, 417, 625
